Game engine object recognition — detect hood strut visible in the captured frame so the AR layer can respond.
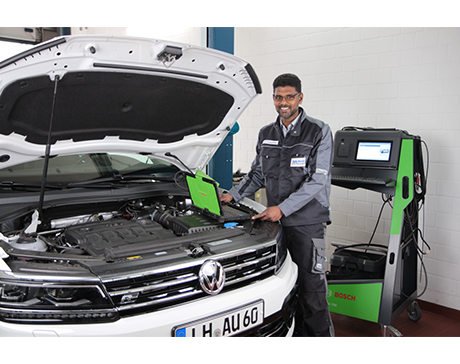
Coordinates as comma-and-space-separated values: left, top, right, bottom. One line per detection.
38, 75, 60, 217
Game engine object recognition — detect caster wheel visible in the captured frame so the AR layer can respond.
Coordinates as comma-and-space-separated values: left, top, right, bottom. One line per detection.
407, 301, 422, 322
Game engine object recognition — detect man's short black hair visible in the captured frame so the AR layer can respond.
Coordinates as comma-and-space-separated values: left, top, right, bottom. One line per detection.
273, 73, 302, 93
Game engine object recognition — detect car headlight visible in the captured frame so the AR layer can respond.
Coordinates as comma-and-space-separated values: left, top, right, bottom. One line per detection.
0, 280, 119, 324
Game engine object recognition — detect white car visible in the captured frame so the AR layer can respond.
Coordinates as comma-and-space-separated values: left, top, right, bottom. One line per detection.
0, 35, 297, 337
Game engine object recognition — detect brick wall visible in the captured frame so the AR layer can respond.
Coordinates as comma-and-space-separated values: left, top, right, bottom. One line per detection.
234, 27, 460, 311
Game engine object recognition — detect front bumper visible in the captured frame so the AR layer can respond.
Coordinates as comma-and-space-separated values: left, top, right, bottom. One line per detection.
0, 253, 297, 337
234, 282, 297, 337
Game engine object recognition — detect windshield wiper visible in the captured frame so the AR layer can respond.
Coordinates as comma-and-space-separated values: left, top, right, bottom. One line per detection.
0, 181, 63, 191
65, 173, 174, 188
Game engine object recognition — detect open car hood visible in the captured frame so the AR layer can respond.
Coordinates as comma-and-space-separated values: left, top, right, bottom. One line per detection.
0, 35, 261, 171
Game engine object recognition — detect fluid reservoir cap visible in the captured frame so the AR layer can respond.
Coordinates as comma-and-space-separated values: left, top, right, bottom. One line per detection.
224, 222, 239, 228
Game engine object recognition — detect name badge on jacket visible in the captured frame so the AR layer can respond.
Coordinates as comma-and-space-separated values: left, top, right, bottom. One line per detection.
291, 157, 306, 167
262, 140, 279, 145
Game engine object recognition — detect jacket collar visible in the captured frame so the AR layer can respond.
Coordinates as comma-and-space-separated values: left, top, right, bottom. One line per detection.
276, 107, 305, 137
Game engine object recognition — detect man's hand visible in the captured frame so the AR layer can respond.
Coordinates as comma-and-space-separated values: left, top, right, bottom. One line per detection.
219, 193, 234, 203
252, 206, 283, 222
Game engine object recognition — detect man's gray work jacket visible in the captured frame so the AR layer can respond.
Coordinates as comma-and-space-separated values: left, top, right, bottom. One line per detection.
229, 108, 333, 227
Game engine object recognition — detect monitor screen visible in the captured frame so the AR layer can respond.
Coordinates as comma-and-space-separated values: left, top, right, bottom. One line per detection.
356, 141, 392, 162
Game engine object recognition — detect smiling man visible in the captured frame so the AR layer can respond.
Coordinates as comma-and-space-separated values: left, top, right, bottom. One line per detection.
220, 73, 335, 336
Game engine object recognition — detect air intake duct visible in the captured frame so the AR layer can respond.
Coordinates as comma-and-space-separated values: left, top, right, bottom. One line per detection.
151, 207, 221, 236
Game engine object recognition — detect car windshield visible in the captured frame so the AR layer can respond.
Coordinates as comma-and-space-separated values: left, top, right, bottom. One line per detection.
0, 153, 180, 185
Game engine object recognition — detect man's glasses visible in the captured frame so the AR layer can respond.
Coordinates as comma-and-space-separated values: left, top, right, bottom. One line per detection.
273, 93, 300, 102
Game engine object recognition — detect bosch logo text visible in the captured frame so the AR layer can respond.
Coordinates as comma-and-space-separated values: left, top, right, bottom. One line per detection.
335, 292, 356, 301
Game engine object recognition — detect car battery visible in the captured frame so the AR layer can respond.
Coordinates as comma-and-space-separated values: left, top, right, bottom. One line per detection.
328, 245, 387, 280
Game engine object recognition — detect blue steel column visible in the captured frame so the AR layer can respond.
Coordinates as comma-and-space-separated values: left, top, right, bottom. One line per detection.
207, 27, 235, 190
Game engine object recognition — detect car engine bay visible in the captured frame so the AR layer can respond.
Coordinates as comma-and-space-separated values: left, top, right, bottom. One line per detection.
0, 194, 266, 261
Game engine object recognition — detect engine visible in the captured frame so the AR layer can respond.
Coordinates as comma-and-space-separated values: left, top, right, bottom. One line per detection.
0, 197, 235, 257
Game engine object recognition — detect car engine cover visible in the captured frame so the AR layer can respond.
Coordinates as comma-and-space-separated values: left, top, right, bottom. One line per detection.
64, 219, 174, 256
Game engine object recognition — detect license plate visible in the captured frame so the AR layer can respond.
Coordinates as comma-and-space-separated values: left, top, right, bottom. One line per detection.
173, 300, 264, 337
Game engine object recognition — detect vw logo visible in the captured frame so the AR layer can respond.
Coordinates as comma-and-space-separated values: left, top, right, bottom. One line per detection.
199, 260, 225, 295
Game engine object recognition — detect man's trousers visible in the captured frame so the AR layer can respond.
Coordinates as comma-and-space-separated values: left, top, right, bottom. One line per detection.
281, 223, 334, 337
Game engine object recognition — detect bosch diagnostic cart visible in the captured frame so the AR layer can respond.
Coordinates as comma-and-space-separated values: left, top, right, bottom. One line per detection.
326, 127, 427, 336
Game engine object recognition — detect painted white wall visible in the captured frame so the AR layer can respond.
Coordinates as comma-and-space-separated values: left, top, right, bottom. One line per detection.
234, 27, 460, 311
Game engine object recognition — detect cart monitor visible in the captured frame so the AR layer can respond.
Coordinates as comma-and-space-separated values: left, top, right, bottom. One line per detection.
332, 128, 411, 170
356, 141, 392, 162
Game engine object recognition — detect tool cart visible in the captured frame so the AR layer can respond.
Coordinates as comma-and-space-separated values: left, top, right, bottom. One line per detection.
326, 127, 428, 336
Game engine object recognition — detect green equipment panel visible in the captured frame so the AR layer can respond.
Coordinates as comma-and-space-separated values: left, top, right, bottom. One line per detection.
328, 282, 382, 323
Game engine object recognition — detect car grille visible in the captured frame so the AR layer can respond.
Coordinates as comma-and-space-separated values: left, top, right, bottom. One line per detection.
104, 242, 278, 317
